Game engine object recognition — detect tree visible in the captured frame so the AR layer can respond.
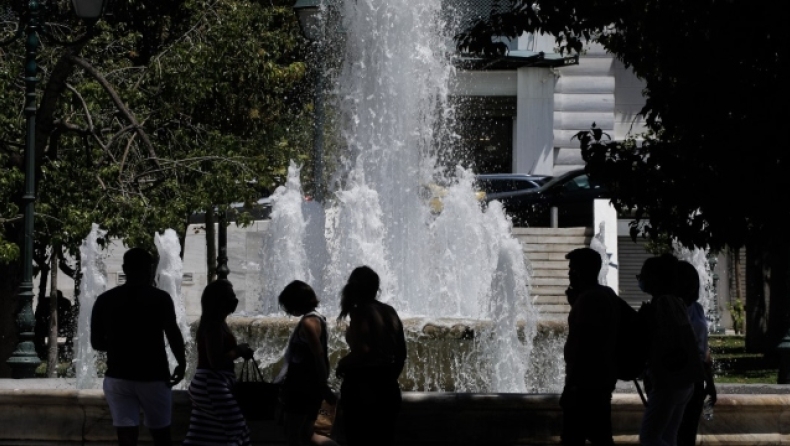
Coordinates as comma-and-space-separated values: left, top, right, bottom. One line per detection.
460, 0, 787, 352
0, 0, 312, 375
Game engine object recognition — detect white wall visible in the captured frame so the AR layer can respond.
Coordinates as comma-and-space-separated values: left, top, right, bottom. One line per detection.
514, 67, 555, 175
613, 59, 647, 140
553, 43, 616, 175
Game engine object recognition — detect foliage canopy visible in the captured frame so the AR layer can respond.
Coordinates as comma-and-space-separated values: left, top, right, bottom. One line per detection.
0, 0, 312, 262
460, 0, 786, 251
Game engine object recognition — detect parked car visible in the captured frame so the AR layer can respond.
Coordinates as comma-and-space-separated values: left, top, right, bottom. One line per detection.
475, 174, 552, 201
488, 169, 608, 227
420, 173, 551, 214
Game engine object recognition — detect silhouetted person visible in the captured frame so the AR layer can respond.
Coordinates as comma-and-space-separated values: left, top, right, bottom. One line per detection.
277, 280, 338, 446
34, 290, 74, 361
336, 266, 406, 446
560, 248, 621, 446
91, 248, 186, 446
183, 279, 253, 446
676, 261, 717, 446
638, 254, 704, 446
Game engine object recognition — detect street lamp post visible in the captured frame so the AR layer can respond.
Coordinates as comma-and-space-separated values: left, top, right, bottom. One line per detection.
293, 0, 326, 202
2, 0, 107, 378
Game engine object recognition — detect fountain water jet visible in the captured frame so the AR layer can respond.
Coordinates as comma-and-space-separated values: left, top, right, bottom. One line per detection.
74, 223, 107, 389
154, 229, 193, 387
254, 0, 561, 393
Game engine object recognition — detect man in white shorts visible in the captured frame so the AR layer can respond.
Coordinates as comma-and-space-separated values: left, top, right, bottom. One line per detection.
91, 248, 186, 446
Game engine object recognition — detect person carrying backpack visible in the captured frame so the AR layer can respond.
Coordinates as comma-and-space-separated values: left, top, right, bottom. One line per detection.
560, 248, 625, 446
637, 255, 705, 446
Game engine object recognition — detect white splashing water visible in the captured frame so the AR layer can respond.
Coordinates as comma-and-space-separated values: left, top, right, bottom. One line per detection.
260, 162, 328, 315
74, 223, 107, 389
674, 244, 713, 315
155, 229, 193, 388
258, 0, 541, 393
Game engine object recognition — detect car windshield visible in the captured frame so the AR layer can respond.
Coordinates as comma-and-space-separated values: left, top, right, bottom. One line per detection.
476, 175, 551, 194
537, 170, 585, 191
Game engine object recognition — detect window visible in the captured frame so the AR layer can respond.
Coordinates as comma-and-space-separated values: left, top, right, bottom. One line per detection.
451, 96, 516, 174
478, 179, 515, 194
513, 179, 539, 191
562, 175, 591, 192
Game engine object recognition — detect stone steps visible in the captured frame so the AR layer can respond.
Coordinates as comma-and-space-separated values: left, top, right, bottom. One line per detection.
512, 227, 592, 318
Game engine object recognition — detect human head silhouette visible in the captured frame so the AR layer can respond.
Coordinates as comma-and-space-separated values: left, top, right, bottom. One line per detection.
639, 254, 678, 296
122, 248, 154, 286
278, 280, 319, 317
201, 279, 237, 321
339, 266, 380, 320
565, 248, 602, 291
676, 260, 700, 306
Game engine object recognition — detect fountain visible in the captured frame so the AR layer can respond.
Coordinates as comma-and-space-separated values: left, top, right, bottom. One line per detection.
674, 244, 713, 315
0, 1, 781, 444
154, 229, 194, 387
74, 223, 107, 389
249, 0, 563, 393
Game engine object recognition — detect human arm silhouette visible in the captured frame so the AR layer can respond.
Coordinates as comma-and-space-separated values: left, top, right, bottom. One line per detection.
163, 297, 186, 387
90, 297, 108, 351
165, 320, 186, 387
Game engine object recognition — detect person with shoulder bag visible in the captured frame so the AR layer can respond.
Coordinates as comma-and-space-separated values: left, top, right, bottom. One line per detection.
183, 279, 254, 446
276, 280, 339, 446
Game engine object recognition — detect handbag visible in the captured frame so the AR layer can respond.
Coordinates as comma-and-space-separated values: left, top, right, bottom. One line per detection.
314, 398, 338, 436
233, 358, 280, 421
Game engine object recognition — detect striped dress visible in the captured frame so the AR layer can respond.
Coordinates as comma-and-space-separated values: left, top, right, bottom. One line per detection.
183, 369, 251, 445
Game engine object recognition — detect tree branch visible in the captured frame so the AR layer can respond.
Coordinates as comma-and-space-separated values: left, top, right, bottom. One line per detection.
67, 55, 161, 170
36, 43, 86, 163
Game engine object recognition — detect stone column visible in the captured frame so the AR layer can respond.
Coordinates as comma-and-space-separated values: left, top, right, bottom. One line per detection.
514, 67, 555, 175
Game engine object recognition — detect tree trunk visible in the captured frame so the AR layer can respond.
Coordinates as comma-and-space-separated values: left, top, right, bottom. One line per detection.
746, 228, 790, 358
733, 247, 744, 334
34, 257, 49, 362
745, 239, 770, 352
206, 208, 217, 283
766, 231, 790, 358
48, 247, 59, 377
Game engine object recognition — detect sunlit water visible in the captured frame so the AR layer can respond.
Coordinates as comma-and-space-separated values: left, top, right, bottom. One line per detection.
255, 0, 559, 393
155, 229, 194, 388
74, 223, 106, 389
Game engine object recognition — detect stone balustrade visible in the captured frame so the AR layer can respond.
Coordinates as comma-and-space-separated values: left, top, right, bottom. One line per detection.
1, 386, 789, 445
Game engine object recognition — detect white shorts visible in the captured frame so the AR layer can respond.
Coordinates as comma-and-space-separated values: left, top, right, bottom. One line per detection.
103, 377, 172, 429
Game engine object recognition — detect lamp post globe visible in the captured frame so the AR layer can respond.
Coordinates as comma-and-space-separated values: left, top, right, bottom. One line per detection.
293, 0, 322, 41
72, 0, 107, 21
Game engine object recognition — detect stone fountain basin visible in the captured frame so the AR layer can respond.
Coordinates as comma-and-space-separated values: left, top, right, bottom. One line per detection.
224, 316, 568, 392
1, 380, 789, 445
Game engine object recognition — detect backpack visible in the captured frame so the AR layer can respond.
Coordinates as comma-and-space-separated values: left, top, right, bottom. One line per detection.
614, 298, 648, 381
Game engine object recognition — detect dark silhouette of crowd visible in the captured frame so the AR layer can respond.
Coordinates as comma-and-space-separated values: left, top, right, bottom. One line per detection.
87, 246, 719, 446
561, 249, 717, 446
89, 247, 406, 446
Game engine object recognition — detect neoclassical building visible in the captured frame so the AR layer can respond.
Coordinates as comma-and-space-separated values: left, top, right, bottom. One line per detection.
452, 37, 647, 176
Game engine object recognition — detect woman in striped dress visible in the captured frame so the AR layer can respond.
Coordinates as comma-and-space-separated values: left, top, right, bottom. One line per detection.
183, 279, 254, 445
